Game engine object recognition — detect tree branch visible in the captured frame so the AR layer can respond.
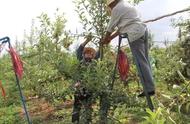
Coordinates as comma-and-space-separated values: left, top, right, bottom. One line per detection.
144, 7, 190, 23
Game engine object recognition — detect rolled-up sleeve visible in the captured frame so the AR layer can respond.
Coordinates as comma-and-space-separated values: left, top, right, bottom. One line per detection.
106, 8, 121, 33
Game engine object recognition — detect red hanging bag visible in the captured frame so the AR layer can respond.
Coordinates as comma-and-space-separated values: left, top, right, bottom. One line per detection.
0, 81, 6, 98
118, 50, 130, 81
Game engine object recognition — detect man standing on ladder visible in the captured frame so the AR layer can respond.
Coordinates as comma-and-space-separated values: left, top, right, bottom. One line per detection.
101, 0, 155, 97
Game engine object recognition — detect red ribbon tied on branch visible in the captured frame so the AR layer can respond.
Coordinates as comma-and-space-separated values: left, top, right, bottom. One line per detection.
0, 81, 6, 98
9, 47, 23, 79
118, 50, 129, 81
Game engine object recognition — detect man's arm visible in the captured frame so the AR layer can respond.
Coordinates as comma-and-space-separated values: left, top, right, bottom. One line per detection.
102, 31, 112, 44
110, 30, 119, 40
102, 30, 119, 44
81, 35, 92, 47
102, 7, 121, 45
94, 50, 100, 60
76, 34, 93, 60
76, 45, 84, 61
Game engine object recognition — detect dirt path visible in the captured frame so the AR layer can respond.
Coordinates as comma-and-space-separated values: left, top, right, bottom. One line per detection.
19, 96, 73, 123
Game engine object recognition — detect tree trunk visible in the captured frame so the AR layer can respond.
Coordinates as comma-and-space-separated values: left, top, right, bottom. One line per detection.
99, 93, 110, 124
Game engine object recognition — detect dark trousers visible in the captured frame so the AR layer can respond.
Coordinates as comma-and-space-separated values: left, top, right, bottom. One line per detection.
72, 91, 93, 124
128, 31, 155, 92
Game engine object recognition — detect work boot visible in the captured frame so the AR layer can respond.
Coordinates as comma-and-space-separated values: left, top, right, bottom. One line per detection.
138, 91, 155, 97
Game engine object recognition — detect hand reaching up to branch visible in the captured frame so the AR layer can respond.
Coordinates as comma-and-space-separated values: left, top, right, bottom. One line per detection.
81, 33, 93, 46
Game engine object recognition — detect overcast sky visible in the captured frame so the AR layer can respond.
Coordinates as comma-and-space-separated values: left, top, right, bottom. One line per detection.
0, 0, 190, 45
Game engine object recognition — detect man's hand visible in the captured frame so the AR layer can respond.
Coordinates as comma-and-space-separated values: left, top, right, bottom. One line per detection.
101, 31, 112, 45
85, 33, 93, 42
81, 33, 93, 46
74, 81, 81, 88
101, 31, 119, 45
101, 37, 111, 45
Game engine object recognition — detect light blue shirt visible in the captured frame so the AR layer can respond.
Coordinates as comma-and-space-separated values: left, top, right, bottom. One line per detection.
107, 0, 146, 42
